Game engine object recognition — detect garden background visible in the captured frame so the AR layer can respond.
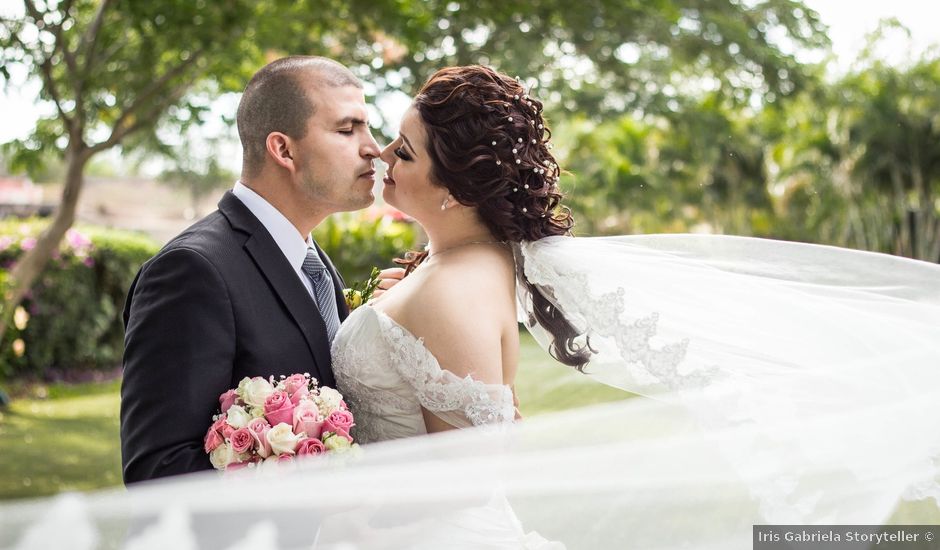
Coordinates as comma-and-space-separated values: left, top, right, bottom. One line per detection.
0, 0, 937, 522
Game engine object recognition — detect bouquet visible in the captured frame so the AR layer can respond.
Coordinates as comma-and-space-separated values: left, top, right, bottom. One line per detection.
343, 267, 381, 311
203, 372, 358, 471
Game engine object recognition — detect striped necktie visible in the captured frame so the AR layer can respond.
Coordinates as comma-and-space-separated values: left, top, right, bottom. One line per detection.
301, 247, 340, 342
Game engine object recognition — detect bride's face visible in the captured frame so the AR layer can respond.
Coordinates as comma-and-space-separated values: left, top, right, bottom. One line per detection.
379, 106, 448, 220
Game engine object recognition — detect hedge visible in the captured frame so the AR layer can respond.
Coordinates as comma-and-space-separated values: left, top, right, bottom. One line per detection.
0, 220, 160, 379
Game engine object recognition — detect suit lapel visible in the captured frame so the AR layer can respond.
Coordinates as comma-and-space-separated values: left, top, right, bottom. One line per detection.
218, 192, 334, 385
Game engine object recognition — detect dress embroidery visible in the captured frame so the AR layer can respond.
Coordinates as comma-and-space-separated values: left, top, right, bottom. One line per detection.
331, 306, 514, 444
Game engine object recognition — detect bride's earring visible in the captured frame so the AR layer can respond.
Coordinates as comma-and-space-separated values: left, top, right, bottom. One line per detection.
440, 198, 449, 211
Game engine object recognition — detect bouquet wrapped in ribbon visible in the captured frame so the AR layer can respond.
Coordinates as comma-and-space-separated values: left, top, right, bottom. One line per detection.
203, 373, 358, 471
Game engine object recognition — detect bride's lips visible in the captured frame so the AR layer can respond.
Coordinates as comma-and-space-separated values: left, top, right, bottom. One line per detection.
383, 175, 396, 186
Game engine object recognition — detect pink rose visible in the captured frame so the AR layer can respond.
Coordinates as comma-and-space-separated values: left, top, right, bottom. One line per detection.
204, 427, 223, 453
247, 418, 272, 458
295, 438, 326, 457
230, 427, 254, 454
221, 423, 235, 441
277, 453, 294, 463
219, 389, 239, 414
264, 391, 296, 427
288, 385, 309, 405
283, 374, 310, 404
293, 407, 325, 439
323, 409, 355, 434
211, 414, 235, 440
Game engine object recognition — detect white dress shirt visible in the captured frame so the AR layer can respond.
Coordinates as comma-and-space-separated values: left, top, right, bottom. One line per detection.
232, 181, 316, 299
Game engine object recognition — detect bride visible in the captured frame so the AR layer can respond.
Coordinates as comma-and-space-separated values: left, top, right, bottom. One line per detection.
4, 65, 940, 550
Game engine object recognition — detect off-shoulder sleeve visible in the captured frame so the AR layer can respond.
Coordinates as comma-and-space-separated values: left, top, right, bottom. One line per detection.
378, 317, 515, 429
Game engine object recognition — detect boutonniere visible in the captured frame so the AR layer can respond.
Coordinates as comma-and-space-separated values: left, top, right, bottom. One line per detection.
343, 267, 381, 311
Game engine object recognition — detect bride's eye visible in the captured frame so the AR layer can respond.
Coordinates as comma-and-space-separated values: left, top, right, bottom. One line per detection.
394, 146, 412, 161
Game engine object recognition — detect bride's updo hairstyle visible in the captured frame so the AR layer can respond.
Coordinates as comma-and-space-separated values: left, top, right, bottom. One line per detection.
402, 65, 593, 370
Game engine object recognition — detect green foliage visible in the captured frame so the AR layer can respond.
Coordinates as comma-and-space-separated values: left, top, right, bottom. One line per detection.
553, 25, 939, 262
0, 0, 829, 163
0, 220, 160, 379
764, 40, 940, 260
314, 211, 419, 284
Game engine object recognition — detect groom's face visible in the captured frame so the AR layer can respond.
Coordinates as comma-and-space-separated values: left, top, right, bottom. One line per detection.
293, 81, 380, 214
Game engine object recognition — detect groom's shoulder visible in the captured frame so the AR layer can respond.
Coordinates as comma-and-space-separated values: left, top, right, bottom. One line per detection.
143, 210, 242, 273
161, 210, 238, 256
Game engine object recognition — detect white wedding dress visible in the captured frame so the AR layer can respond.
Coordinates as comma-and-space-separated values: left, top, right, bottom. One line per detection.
327, 304, 561, 549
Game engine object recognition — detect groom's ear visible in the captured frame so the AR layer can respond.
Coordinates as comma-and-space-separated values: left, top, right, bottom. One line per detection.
266, 132, 296, 173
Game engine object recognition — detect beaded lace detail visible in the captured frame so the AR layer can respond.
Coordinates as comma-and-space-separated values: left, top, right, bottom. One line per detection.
331, 306, 514, 444
517, 240, 716, 391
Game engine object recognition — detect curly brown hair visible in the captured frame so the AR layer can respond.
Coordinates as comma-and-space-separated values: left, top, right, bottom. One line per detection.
397, 65, 593, 370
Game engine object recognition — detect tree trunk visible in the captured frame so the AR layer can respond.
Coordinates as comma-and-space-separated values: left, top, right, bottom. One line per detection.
0, 145, 90, 343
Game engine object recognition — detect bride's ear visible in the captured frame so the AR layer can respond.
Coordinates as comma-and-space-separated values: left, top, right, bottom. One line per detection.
440, 193, 457, 211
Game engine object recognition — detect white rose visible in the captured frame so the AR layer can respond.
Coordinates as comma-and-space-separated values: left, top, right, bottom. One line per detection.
225, 405, 252, 429
266, 423, 303, 455
236, 377, 252, 400
209, 442, 235, 470
317, 387, 343, 415
243, 377, 276, 409
323, 433, 352, 452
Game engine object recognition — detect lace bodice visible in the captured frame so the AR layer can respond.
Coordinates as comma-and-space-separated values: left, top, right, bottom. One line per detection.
331, 305, 515, 444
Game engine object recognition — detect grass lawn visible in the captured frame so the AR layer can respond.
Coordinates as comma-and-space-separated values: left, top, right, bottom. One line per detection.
0, 379, 122, 500
0, 331, 631, 500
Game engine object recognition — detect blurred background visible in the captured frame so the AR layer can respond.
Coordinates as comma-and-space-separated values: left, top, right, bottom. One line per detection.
0, 0, 937, 513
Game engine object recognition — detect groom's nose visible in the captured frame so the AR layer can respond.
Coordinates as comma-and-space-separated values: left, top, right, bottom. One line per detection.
360, 130, 381, 159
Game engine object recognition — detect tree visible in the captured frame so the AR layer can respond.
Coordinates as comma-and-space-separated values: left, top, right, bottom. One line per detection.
0, 0, 828, 344
766, 23, 940, 261
0, 0, 391, 342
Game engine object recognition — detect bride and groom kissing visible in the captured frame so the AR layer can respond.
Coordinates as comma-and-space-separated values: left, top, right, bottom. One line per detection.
120, 55, 559, 483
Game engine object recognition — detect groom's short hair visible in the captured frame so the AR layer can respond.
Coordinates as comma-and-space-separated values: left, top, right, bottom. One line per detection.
237, 56, 362, 177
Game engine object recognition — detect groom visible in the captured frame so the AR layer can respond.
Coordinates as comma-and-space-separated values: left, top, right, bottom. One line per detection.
120, 56, 382, 483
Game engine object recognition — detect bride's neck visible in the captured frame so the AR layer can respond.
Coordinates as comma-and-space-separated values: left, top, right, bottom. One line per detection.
422, 214, 498, 256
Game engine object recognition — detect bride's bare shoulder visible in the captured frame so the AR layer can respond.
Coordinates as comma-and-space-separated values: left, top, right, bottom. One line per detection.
393, 247, 516, 381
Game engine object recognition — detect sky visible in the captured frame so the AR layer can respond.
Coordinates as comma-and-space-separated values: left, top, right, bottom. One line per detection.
0, 1, 938, 172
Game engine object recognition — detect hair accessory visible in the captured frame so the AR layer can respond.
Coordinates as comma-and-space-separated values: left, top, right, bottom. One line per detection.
516, 159, 521, 164
508, 117, 514, 122
517, 138, 523, 143
496, 160, 502, 165
491, 140, 497, 146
